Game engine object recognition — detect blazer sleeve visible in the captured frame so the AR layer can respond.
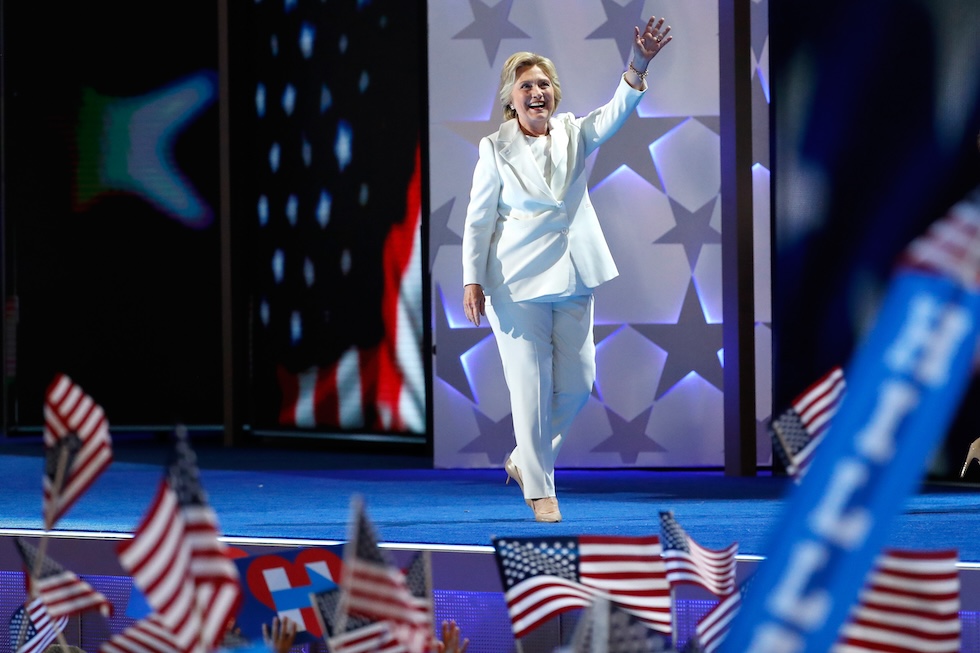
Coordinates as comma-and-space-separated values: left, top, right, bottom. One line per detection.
461, 136, 501, 287
576, 75, 646, 157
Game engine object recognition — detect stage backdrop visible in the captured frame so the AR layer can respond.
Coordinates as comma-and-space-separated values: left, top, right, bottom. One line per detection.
428, 0, 774, 469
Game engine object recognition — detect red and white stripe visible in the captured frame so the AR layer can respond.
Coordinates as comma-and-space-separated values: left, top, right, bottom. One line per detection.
833, 549, 960, 653
101, 614, 182, 653
43, 373, 113, 528
15, 598, 69, 653
662, 540, 738, 597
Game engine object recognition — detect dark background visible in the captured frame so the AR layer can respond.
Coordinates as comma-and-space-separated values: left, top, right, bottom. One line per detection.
1, 1, 223, 428
1, 0, 428, 442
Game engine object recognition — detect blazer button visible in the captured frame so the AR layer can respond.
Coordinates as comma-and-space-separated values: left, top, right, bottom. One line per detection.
561, 228, 569, 235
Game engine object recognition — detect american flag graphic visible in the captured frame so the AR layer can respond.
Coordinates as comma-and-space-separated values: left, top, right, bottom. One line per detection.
112, 428, 241, 653
694, 578, 751, 653
337, 498, 431, 653
493, 535, 671, 640
9, 598, 69, 653
832, 549, 960, 653
658, 511, 737, 597
101, 613, 182, 653
42, 373, 113, 528
769, 365, 846, 482
898, 188, 980, 290
249, 0, 426, 438
15, 537, 113, 618
275, 146, 426, 435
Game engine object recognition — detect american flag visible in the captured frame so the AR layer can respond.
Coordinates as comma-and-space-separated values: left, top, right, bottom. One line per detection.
898, 188, 980, 289
42, 373, 113, 528
769, 365, 846, 482
832, 549, 960, 653
9, 598, 69, 653
658, 511, 737, 597
493, 535, 671, 640
15, 537, 113, 618
693, 579, 751, 653
311, 587, 406, 653
567, 597, 668, 653
112, 427, 241, 653
101, 613, 182, 653
337, 498, 431, 653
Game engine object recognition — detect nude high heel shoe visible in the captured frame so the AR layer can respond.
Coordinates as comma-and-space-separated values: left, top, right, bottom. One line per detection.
504, 457, 532, 507
961, 437, 980, 478
531, 497, 562, 523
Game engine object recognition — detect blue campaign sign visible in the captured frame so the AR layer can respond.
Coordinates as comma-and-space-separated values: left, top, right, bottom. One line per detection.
234, 545, 345, 644
723, 270, 980, 652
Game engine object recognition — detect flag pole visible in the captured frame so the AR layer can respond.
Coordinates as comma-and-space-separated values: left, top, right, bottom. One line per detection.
18, 445, 73, 652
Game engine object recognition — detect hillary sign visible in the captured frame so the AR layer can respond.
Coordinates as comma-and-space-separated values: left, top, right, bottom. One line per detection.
723, 270, 980, 652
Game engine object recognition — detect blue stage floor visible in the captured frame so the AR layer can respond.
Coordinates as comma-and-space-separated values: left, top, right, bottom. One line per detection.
2, 439, 979, 561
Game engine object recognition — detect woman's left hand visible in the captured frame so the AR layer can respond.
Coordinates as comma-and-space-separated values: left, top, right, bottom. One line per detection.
632, 15, 671, 67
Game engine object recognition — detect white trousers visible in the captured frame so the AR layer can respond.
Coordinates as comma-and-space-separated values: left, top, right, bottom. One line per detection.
485, 294, 595, 499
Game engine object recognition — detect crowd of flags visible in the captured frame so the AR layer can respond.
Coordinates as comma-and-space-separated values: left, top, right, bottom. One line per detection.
7, 376, 439, 653
4, 372, 971, 653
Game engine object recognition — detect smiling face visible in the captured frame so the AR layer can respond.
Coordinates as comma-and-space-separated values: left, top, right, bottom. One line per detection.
510, 65, 555, 137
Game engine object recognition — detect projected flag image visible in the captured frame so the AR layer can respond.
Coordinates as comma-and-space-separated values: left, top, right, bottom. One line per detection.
238, 0, 427, 436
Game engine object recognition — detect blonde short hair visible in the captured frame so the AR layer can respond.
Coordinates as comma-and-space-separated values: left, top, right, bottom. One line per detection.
498, 52, 562, 122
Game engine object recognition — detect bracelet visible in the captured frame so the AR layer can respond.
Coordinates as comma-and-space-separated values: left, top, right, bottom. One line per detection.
628, 61, 648, 80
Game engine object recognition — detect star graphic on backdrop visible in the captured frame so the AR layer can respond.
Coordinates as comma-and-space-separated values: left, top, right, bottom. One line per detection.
446, 112, 504, 149
655, 196, 721, 271
458, 408, 514, 464
750, 0, 769, 60
429, 198, 459, 271
434, 284, 491, 402
594, 323, 622, 345
632, 281, 723, 399
588, 112, 684, 191
585, 0, 646, 64
591, 323, 624, 400
591, 405, 666, 464
693, 115, 721, 137
453, 0, 530, 65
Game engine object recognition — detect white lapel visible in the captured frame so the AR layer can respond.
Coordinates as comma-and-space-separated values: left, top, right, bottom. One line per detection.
548, 118, 570, 197
496, 119, 555, 201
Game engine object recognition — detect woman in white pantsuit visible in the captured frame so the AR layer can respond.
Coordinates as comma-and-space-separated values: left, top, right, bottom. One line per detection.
462, 17, 673, 522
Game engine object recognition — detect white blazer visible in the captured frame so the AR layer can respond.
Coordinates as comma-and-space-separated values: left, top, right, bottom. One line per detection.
462, 76, 645, 303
